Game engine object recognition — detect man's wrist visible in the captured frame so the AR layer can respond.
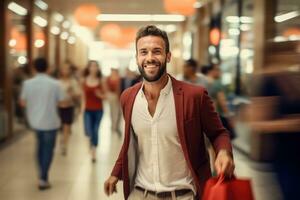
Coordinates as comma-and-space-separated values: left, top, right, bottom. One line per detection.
217, 149, 232, 158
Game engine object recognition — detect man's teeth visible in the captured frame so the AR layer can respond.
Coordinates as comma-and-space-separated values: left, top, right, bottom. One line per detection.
145, 64, 157, 68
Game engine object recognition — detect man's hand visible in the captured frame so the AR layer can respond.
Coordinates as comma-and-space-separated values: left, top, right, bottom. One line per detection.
104, 176, 118, 196
214, 150, 235, 177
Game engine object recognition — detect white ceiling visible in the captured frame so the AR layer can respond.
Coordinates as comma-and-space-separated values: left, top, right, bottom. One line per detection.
46, 0, 166, 16
45, 0, 186, 28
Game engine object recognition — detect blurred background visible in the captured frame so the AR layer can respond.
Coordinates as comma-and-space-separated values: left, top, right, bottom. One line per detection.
0, 0, 299, 200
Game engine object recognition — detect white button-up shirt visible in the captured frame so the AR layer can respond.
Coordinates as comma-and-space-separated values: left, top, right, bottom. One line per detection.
131, 76, 195, 193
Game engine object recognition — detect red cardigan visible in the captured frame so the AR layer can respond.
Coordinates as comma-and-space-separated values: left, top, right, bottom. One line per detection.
111, 76, 232, 199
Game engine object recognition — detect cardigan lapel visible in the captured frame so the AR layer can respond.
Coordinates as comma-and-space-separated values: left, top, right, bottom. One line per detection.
171, 76, 185, 144
171, 76, 201, 190
123, 82, 142, 198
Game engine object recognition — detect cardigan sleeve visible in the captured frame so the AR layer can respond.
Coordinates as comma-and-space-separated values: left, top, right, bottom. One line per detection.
110, 87, 132, 179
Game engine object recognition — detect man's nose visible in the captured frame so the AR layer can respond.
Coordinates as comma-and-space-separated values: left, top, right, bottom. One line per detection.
146, 52, 154, 60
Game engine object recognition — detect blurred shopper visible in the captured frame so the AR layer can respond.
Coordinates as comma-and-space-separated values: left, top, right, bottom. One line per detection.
82, 60, 105, 162
106, 68, 122, 135
58, 62, 81, 156
19, 58, 65, 190
202, 64, 236, 139
121, 68, 141, 93
13, 65, 30, 124
104, 25, 234, 200
182, 59, 208, 87
250, 70, 300, 200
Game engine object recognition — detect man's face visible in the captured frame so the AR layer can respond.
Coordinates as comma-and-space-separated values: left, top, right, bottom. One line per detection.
213, 66, 221, 79
136, 36, 171, 82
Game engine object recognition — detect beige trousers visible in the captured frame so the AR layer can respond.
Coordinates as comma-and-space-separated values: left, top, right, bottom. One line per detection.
128, 188, 195, 200
107, 92, 121, 133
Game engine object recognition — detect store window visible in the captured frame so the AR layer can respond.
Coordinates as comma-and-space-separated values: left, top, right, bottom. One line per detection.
219, 0, 239, 94
7, 1, 30, 132
274, 0, 300, 42
218, 0, 254, 95
33, 1, 48, 59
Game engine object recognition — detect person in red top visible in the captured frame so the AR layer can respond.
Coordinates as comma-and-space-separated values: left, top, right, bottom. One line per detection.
82, 60, 105, 162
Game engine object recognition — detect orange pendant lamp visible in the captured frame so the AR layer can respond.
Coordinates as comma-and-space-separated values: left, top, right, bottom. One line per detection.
74, 4, 100, 28
100, 25, 137, 48
163, 0, 196, 16
35, 30, 45, 41
210, 28, 221, 46
121, 27, 137, 46
10, 27, 27, 51
283, 27, 300, 37
100, 23, 122, 45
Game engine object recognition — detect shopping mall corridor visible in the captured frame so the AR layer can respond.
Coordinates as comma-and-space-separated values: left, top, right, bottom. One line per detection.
0, 103, 283, 200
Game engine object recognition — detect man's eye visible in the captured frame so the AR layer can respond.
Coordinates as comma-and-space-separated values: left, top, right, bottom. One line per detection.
153, 50, 162, 54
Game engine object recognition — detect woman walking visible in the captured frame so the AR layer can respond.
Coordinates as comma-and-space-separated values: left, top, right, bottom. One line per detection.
82, 60, 105, 162
58, 62, 81, 156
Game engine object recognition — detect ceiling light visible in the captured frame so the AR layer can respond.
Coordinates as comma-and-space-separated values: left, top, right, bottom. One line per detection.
193, 2, 203, 8
50, 26, 60, 35
62, 21, 71, 29
60, 32, 69, 40
152, 15, 185, 22
97, 14, 185, 22
228, 28, 240, 35
226, 16, 253, 23
67, 36, 76, 44
18, 56, 27, 65
275, 11, 300, 23
165, 25, 177, 33
33, 16, 48, 27
274, 36, 288, 42
226, 16, 239, 23
34, 0, 48, 10
8, 2, 28, 16
97, 14, 151, 21
240, 24, 251, 31
34, 39, 45, 48
240, 16, 253, 23
9, 39, 17, 47
54, 13, 64, 22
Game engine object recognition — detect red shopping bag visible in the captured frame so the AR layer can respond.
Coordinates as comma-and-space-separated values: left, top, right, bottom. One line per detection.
202, 174, 254, 200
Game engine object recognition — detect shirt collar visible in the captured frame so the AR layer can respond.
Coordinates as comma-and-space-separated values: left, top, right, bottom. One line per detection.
36, 73, 48, 77
139, 75, 172, 98
160, 76, 172, 96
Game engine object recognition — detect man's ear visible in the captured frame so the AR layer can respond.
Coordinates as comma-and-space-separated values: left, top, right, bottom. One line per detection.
166, 52, 171, 63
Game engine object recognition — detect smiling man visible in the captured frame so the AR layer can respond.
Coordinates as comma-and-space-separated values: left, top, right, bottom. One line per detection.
104, 25, 234, 200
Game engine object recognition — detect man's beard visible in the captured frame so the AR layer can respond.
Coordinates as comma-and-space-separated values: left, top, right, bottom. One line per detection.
138, 59, 167, 82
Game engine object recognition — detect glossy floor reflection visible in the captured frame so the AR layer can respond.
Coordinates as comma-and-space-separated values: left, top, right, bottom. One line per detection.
0, 103, 283, 200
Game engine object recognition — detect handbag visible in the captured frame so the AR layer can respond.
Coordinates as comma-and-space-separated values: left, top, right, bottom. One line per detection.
202, 174, 254, 200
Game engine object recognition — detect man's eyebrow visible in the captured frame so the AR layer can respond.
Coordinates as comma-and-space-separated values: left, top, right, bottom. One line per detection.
138, 48, 147, 51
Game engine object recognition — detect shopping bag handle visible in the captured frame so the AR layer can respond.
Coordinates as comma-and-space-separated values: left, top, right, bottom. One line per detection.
215, 173, 225, 186
216, 173, 236, 186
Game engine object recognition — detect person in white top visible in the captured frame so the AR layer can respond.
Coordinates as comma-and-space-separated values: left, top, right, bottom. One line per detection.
20, 58, 66, 190
104, 25, 234, 200
58, 62, 81, 155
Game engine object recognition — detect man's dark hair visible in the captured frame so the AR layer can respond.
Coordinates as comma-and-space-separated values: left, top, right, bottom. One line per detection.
135, 25, 170, 53
201, 63, 219, 75
34, 57, 48, 72
185, 59, 198, 70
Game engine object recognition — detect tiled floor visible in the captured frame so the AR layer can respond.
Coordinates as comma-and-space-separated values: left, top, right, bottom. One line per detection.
0, 103, 283, 200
